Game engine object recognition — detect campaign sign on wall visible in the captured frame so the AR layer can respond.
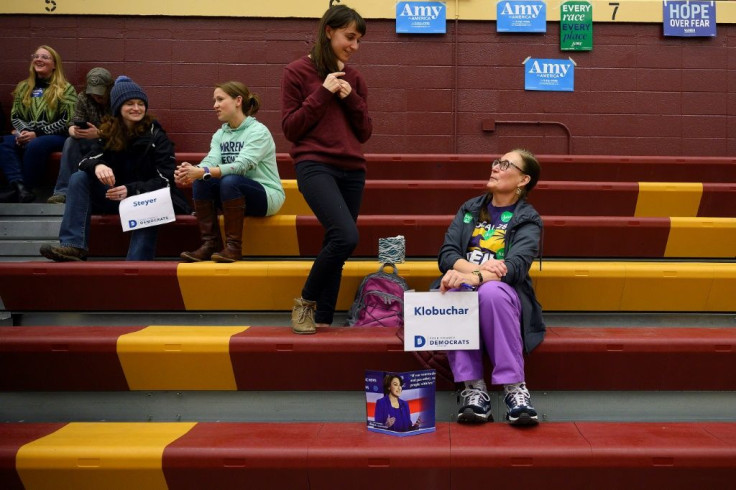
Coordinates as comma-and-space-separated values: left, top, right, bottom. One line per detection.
403, 291, 479, 352
524, 58, 575, 92
497, 0, 547, 33
663, 1, 716, 37
396, 1, 447, 34
560, 1, 592, 50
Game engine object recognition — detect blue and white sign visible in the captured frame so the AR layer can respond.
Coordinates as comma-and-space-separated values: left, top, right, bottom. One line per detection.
497, 0, 547, 33
663, 1, 716, 37
396, 2, 447, 34
524, 58, 575, 92
403, 291, 479, 351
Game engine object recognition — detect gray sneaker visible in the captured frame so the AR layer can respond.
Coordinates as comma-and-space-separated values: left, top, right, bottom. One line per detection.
457, 388, 492, 424
40, 244, 88, 262
504, 383, 539, 426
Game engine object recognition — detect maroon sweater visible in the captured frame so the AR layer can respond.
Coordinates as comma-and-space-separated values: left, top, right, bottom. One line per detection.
281, 55, 372, 171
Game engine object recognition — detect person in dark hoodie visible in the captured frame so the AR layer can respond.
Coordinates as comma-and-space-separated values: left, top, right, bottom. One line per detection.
438, 148, 544, 427
0, 45, 76, 202
40, 76, 190, 262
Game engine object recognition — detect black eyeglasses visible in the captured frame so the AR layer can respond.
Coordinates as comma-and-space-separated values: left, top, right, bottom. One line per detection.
492, 159, 526, 174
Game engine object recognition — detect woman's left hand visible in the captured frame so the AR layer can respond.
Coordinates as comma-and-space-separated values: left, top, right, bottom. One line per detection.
337, 79, 352, 99
106, 185, 128, 201
15, 131, 36, 146
174, 162, 202, 185
480, 258, 507, 278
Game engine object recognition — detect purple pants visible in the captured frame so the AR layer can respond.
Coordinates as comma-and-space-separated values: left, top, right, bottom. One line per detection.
447, 281, 525, 385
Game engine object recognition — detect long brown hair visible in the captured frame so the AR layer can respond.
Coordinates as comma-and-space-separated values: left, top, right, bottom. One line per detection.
216, 81, 260, 117
310, 5, 366, 79
99, 113, 156, 152
15, 45, 69, 110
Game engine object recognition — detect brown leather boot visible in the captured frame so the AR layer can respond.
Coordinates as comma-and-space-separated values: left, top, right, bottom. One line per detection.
211, 197, 245, 263
180, 200, 223, 262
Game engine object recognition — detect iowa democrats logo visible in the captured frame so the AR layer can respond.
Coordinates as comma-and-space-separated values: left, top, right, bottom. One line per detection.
497, 0, 547, 32
524, 57, 575, 92
396, 1, 446, 34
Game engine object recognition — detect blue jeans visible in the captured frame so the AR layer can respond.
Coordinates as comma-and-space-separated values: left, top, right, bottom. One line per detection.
295, 161, 365, 324
0, 133, 67, 186
53, 137, 95, 196
60, 171, 159, 260
192, 174, 268, 216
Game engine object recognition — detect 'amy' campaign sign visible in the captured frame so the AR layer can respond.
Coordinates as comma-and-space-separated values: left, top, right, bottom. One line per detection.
396, 1, 447, 34
524, 58, 575, 92
403, 291, 479, 352
663, 1, 716, 37
497, 0, 547, 33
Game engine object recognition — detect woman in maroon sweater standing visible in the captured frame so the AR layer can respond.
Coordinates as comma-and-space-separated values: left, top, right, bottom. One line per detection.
282, 4, 372, 335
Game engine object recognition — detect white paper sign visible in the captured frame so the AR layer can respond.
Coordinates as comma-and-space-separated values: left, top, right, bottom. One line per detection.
119, 186, 175, 232
403, 291, 479, 351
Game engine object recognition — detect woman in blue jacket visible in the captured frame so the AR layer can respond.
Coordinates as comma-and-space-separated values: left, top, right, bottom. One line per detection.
373, 374, 421, 432
438, 148, 545, 426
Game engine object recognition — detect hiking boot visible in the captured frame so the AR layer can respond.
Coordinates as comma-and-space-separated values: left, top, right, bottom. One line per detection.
40, 244, 88, 262
504, 382, 539, 426
457, 388, 492, 424
47, 193, 66, 204
291, 297, 317, 335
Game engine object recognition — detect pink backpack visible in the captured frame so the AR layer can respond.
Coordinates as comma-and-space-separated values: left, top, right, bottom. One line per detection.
346, 263, 409, 327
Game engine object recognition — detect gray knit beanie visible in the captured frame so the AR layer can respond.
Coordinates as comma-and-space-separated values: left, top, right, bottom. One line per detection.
110, 75, 148, 116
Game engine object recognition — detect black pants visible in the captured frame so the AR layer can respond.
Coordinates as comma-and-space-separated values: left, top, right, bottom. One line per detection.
295, 160, 365, 324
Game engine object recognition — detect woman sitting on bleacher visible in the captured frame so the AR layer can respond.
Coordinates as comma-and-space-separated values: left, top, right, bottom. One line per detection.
39, 76, 190, 262
175, 81, 284, 263
438, 148, 544, 427
0, 45, 76, 203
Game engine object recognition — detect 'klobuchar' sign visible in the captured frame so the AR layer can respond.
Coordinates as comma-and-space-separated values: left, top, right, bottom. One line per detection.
524, 58, 575, 92
663, 1, 716, 37
396, 2, 447, 34
560, 1, 592, 51
497, 0, 547, 33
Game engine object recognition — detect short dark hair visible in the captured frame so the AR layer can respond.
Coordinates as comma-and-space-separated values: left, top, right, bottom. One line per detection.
382, 373, 403, 395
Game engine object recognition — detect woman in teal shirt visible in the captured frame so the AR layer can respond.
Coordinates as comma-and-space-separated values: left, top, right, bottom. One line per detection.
175, 81, 285, 262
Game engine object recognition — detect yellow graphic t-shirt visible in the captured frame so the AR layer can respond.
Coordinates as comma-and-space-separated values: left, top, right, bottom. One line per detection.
465, 203, 516, 265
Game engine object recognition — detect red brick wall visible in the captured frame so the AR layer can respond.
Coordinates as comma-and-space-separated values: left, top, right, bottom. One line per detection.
1, 15, 733, 156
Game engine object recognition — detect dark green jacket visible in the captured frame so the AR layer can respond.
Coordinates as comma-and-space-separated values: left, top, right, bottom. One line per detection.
438, 194, 546, 353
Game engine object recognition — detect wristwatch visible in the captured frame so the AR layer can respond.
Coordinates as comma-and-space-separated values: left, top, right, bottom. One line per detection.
472, 270, 484, 286
201, 166, 212, 181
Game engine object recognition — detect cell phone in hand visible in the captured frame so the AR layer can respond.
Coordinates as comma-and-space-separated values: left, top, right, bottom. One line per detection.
74, 121, 89, 128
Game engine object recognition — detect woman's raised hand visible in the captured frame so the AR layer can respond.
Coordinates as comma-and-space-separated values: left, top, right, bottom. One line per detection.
323, 72, 346, 94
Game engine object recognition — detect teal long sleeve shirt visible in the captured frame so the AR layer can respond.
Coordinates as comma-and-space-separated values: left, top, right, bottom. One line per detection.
199, 117, 285, 216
